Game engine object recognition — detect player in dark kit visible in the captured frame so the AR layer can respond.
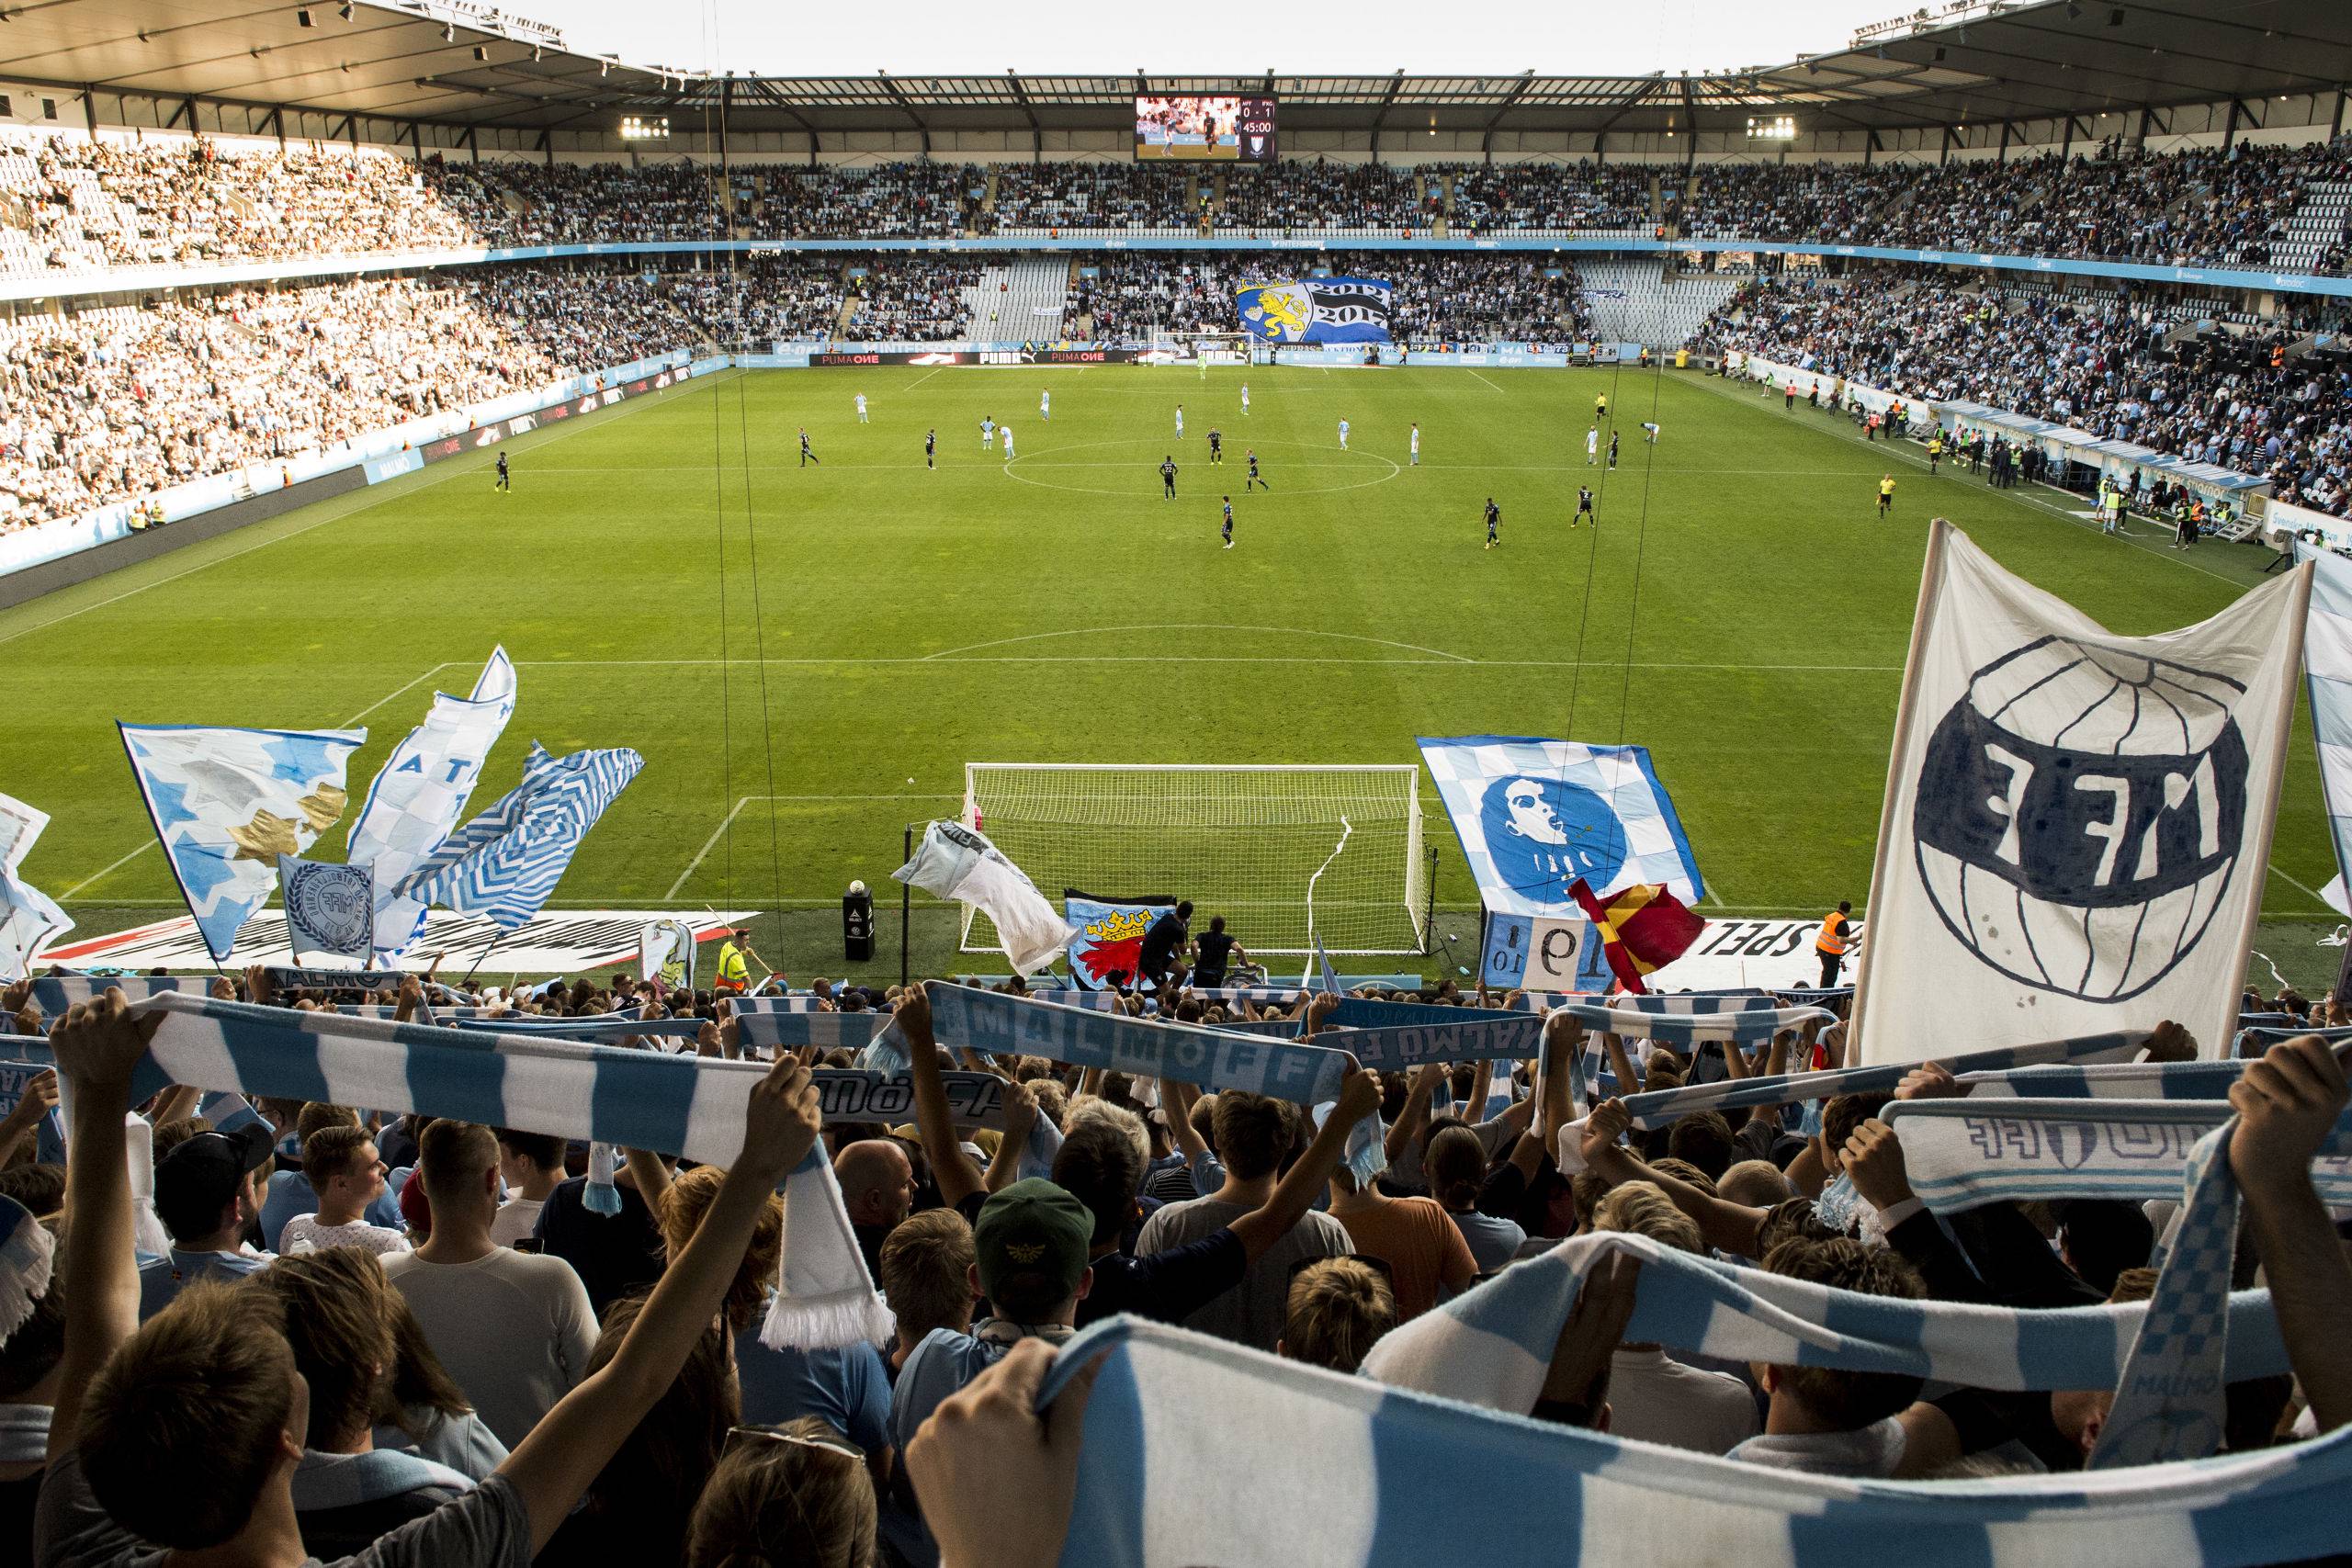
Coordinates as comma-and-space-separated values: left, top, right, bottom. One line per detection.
1607, 430, 1620, 470
1245, 450, 1266, 491
1573, 485, 1595, 526
1208, 428, 1223, 464
799, 427, 819, 467
494, 451, 510, 492
1221, 496, 1235, 549
1160, 456, 1179, 499
925, 429, 936, 470
1484, 497, 1500, 550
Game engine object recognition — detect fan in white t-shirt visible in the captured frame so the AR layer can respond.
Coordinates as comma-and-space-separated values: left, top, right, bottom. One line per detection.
1589, 1182, 1759, 1453
491, 1128, 570, 1247
281, 1124, 410, 1258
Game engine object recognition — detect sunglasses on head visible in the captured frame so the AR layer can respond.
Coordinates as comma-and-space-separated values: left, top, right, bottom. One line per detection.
724, 1425, 863, 1462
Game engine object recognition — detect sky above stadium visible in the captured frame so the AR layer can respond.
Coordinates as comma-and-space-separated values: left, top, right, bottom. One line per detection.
517, 0, 1907, 76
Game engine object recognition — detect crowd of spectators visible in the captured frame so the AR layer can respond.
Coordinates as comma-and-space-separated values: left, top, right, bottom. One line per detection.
1700, 265, 2352, 514
1, 255, 975, 531
6, 953, 2351, 1565
7, 134, 2352, 274
1385, 254, 1595, 346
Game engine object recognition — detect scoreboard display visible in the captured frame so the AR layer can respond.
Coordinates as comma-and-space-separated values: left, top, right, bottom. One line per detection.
1135, 95, 1277, 162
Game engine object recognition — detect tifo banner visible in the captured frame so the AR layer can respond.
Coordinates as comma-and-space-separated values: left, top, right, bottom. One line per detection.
1419, 736, 1704, 916
38, 908, 754, 976
1063, 890, 1177, 990
278, 855, 374, 961
1851, 523, 2308, 1066
118, 723, 368, 962
397, 741, 644, 929
1235, 277, 1394, 344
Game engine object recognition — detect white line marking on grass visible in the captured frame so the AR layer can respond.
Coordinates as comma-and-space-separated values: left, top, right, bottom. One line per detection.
58, 661, 450, 898
2265, 861, 2337, 911
666, 795, 752, 901
903, 367, 946, 391
512, 655, 1901, 672
1467, 370, 1508, 393
921, 623, 1476, 663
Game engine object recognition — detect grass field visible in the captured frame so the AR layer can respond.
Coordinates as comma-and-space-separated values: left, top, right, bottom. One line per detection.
4, 360, 2342, 986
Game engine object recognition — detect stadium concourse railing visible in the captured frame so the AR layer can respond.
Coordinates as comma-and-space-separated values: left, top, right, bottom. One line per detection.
1729, 349, 2274, 525
4, 234, 2350, 309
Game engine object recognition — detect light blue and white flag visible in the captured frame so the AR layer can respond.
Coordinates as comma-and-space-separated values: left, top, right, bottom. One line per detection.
119, 723, 368, 961
396, 742, 642, 929
740, 1010, 899, 1054
119, 990, 890, 1350
346, 648, 517, 963
28, 975, 190, 1016
279, 855, 374, 961
1417, 736, 1705, 918
1958, 1060, 2245, 1100
0, 793, 71, 981
2296, 540, 2352, 914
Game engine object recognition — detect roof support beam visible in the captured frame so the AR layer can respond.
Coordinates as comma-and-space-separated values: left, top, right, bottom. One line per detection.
2333, 86, 2347, 143
1479, 71, 1533, 163
82, 87, 96, 141
1940, 123, 1954, 164
1997, 118, 2010, 164
1006, 74, 1041, 160
877, 73, 930, 155
1864, 127, 1881, 166
1369, 69, 1404, 157
1679, 73, 1696, 171
2222, 96, 2239, 151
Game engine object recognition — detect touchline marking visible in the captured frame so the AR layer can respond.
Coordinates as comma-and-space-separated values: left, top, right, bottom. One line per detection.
2264, 861, 2336, 911
1467, 370, 1509, 394
666, 795, 752, 901
58, 660, 453, 899
922, 623, 1476, 663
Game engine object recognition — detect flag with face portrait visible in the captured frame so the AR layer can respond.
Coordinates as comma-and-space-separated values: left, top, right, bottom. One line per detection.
1418, 736, 1706, 919
119, 724, 368, 962
1850, 523, 2306, 1066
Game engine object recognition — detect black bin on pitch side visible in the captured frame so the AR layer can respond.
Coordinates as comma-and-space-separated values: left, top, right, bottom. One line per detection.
842, 882, 875, 963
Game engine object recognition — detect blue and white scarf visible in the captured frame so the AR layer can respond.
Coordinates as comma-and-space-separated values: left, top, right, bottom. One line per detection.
1548, 996, 1838, 1047
1321, 998, 1543, 1067
120, 993, 889, 1351
0, 1194, 51, 1348
1957, 1061, 2245, 1101
1034, 1251, 2335, 1568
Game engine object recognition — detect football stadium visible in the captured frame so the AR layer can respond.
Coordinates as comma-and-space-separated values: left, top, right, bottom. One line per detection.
6, 0, 2352, 1561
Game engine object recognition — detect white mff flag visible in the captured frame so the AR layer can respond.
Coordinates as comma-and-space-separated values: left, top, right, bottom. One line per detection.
1851, 523, 2308, 1066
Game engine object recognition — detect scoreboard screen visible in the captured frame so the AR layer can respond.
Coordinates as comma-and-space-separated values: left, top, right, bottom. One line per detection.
1135, 95, 1277, 162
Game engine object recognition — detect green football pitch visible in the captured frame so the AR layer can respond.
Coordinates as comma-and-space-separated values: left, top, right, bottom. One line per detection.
3, 361, 2341, 986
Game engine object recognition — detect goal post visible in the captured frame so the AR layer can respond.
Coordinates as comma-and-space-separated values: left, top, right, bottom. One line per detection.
1144, 331, 1254, 366
960, 762, 1427, 957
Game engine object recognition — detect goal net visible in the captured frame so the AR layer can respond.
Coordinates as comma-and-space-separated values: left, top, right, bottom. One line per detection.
961, 763, 1427, 957
1143, 331, 1254, 366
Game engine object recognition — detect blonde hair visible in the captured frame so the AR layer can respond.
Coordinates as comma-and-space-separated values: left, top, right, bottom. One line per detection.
686, 1417, 875, 1568
1592, 1180, 1705, 1254
1282, 1258, 1396, 1374
662, 1164, 786, 1334
877, 1208, 976, 1342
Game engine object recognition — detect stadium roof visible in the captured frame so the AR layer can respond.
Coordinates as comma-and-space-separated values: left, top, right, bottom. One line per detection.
0, 0, 2346, 140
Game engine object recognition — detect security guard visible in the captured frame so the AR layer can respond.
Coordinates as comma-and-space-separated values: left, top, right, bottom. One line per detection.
1815, 901, 1858, 988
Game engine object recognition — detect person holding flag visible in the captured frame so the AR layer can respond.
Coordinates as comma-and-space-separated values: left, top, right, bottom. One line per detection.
1815, 899, 1858, 987
716, 929, 764, 996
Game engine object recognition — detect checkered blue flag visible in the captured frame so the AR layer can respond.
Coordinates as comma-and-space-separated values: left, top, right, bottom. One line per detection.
1417, 736, 1704, 916
394, 741, 642, 929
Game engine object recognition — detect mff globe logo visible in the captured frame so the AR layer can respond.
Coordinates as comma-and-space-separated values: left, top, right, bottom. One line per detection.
1912, 637, 2248, 1001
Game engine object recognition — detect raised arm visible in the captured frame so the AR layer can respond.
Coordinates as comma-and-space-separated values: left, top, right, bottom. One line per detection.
2230, 1035, 2352, 1434
500, 1055, 820, 1552
1579, 1100, 1768, 1258
1385, 1060, 1441, 1164
983, 1079, 1037, 1194
44, 991, 166, 1465
1600, 1032, 1643, 1098
1159, 1077, 1207, 1162
907, 985, 984, 1209
1227, 1069, 1382, 1261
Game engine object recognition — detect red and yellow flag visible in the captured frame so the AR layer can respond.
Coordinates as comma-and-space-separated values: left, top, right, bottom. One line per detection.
1567, 878, 1706, 994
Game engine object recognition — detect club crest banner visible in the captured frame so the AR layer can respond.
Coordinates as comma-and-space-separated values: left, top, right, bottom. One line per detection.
1235, 277, 1394, 344
639, 917, 697, 990
1851, 523, 2308, 1066
1064, 890, 1177, 990
279, 855, 374, 960
1419, 737, 1706, 928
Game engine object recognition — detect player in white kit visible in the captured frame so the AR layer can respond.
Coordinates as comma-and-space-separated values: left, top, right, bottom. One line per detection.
1176, 404, 1185, 440
982, 415, 995, 449
1587, 426, 1600, 465
1040, 389, 1050, 421
1241, 383, 1250, 415
1001, 424, 1015, 459
855, 393, 868, 423
1409, 423, 1419, 465
1338, 418, 1350, 450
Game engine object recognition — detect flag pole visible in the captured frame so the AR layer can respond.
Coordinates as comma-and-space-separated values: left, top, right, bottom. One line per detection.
461, 926, 505, 987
